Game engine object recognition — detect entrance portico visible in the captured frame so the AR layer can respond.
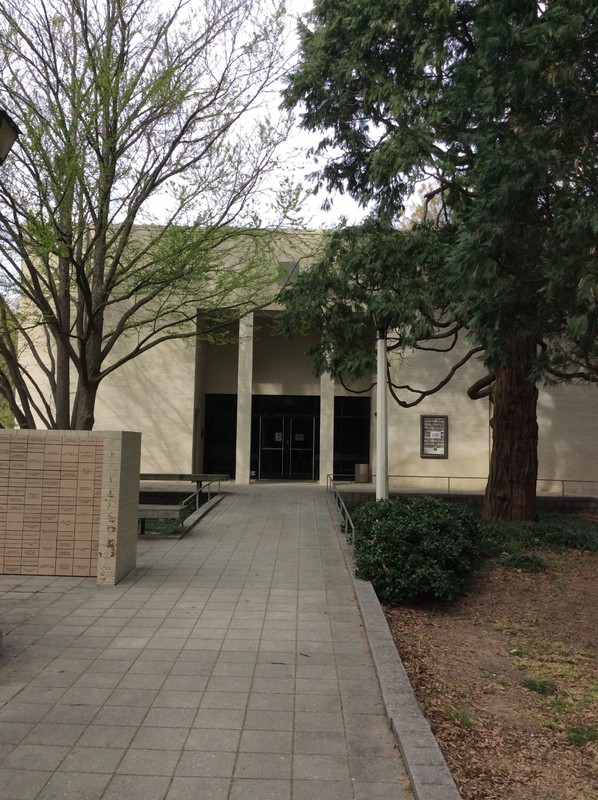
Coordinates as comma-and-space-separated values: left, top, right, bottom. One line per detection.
195, 311, 371, 485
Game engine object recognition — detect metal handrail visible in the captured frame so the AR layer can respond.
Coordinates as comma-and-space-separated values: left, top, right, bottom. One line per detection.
327, 475, 355, 546
330, 473, 598, 497
538, 479, 598, 497
326, 472, 598, 544
326, 471, 598, 563
182, 477, 223, 513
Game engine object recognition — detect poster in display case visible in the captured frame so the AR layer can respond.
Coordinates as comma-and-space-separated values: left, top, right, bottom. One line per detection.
420, 415, 448, 458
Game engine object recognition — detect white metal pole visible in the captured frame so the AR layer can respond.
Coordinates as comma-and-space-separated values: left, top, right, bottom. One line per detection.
376, 328, 389, 501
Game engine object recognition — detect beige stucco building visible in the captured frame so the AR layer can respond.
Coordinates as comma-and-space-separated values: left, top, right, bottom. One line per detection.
17, 229, 598, 495
93, 306, 598, 497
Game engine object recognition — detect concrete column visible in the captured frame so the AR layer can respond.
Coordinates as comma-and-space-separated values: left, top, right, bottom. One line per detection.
97, 431, 141, 586
376, 329, 389, 500
319, 372, 335, 485
235, 313, 254, 484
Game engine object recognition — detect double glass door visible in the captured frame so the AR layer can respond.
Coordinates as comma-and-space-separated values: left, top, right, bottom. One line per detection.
258, 415, 316, 480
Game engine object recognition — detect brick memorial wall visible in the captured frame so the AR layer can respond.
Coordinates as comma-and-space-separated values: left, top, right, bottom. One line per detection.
0, 430, 141, 585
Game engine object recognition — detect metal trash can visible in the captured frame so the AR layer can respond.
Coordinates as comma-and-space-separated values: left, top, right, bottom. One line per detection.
354, 463, 370, 483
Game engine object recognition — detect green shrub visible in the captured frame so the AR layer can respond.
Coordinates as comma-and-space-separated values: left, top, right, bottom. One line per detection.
352, 496, 481, 605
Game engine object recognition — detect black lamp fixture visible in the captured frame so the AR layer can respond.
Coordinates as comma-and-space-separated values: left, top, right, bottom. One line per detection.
0, 108, 20, 166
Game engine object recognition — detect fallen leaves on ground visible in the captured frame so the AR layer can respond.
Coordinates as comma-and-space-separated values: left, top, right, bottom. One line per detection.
384, 551, 598, 800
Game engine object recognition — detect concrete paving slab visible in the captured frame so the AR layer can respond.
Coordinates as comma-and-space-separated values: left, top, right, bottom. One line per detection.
0, 484, 456, 799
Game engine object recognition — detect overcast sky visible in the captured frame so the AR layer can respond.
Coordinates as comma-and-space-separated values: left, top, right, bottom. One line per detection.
282, 0, 368, 228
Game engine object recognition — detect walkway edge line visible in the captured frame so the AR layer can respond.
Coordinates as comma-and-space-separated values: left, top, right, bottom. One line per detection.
327, 494, 463, 800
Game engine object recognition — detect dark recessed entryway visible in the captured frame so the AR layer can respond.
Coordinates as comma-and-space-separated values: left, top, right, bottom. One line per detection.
202, 393, 371, 482
251, 395, 320, 480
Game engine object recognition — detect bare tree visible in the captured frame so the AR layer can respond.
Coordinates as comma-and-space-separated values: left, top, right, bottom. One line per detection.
0, 0, 300, 429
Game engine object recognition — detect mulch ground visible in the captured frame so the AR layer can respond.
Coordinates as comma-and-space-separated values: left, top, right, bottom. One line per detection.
384, 551, 598, 800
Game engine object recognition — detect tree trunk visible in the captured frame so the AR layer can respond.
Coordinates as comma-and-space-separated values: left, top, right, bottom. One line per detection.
55, 252, 71, 429
483, 339, 538, 521
70, 314, 103, 430
71, 379, 98, 430
55, 340, 71, 429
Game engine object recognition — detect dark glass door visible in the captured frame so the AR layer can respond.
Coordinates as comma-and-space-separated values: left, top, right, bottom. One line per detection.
333, 396, 371, 479
259, 416, 285, 478
203, 394, 237, 477
258, 414, 316, 480
288, 416, 316, 479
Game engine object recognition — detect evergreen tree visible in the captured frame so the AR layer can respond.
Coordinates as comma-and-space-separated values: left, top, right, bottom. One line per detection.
284, 0, 598, 520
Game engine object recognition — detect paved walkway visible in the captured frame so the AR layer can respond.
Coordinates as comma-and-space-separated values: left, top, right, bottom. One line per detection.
0, 484, 414, 800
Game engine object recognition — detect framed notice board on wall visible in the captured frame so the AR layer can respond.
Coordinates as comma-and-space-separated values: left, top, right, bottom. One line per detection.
420, 415, 448, 458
